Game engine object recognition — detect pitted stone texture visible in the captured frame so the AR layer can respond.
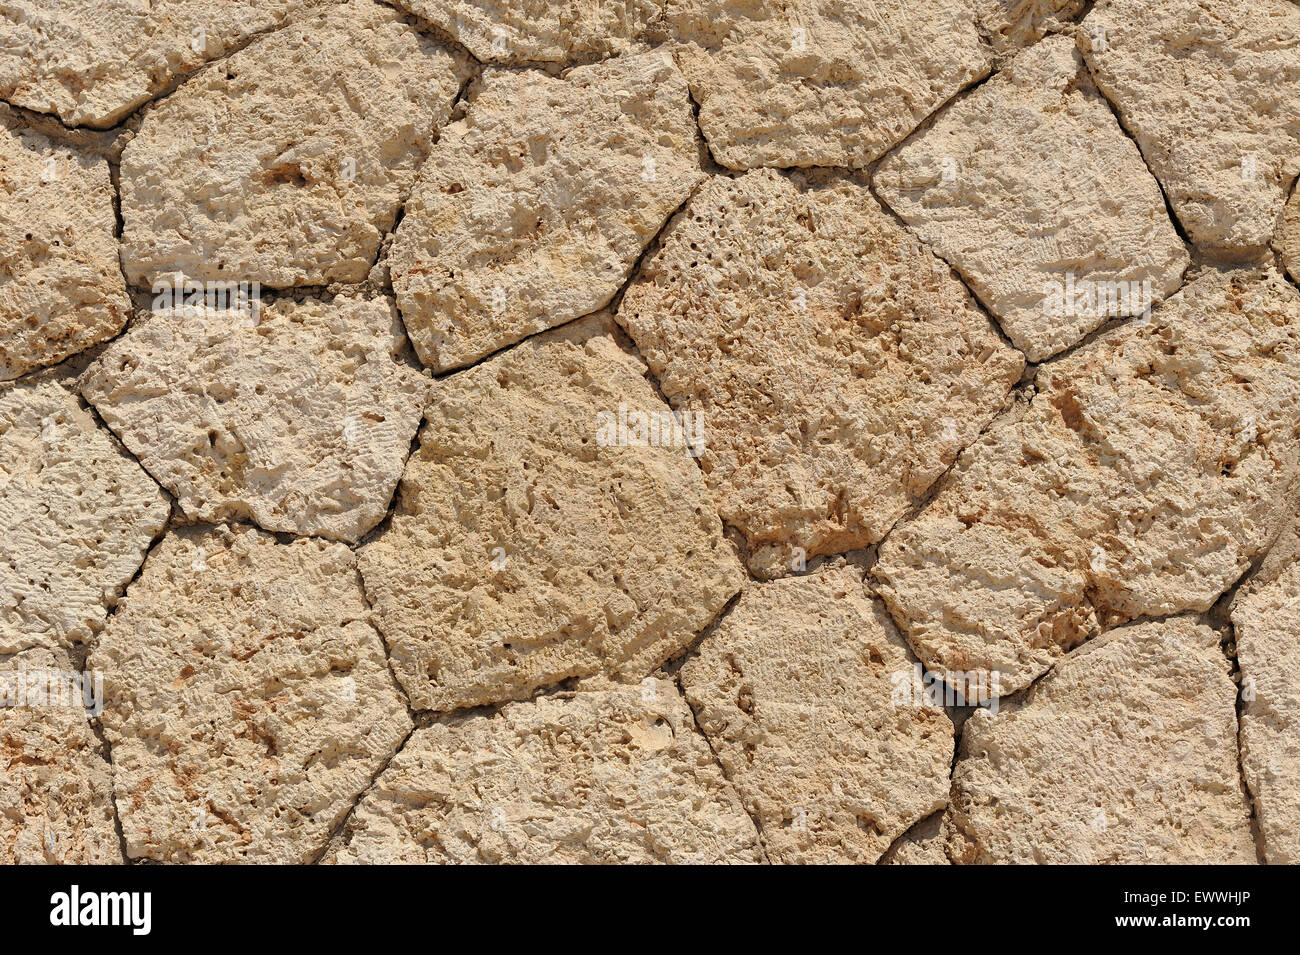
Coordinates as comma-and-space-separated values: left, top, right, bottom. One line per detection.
92, 524, 412, 864
0, 381, 168, 655
392, 53, 703, 372
1232, 561, 1300, 864
81, 294, 427, 542
1273, 183, 1300, 285
0, 122, 131, 380
617, 170, 1023, 579
974, 0, 1085, 54
676, 0, 989, 170
359, 314, 743, 713
0, 647, 123, 864
119, 0, 469, 288
680, 566, 953, 864
881, 812, 949, 865
875, 268, 1300, 696
946, 617, 1255, 864
325, 680, 762, 864
1080, 0, 1300, 258
874, 37, 1188, 362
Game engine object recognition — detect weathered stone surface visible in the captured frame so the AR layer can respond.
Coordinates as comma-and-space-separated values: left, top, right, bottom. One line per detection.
1080, 0, 1300, 258
392, 53, 702, 372
618, 169, 1023, 578
974, 0, 1084, 55
1273, 182, 1300, 285
680, 565, 953, 864
92, 524, 411, 864
324, 679, 762, 863
880, 812, 949, 865
875, 268, 1300, 696
0, 381, 168, 655
359, 314, 743, 712
675, 0, 990, 169
1232, 561, 1300, 864
0, 121, 131, 380
119, 0, 469, 288
875, 36, 1188, 362
946, 617, 1255, 864
81, 294, 427, 542
0, 647, 123, 864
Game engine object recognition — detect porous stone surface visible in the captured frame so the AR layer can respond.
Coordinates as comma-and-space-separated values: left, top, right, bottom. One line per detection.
324, 680, 762, 863
946, 617, 1256, 864
874, 36, 1188, 362
391, 53, 703, 372
679, 565, 953, 864
1274, 183, 1300, 285
81, 294, 427, 542
0, 381, 169, 655
358, 314, 744, 713
0, 647, 124, 864
92, 524, 412, 864
618, 169, 1023, 578
118, 0, 469, 288
875, 268, 1300, 696
880, 812, 949, 865
1080, 0, 1300, 258
974, 0, 1085, 54
1232, 561, 1300, 864
0, 121, 132, 380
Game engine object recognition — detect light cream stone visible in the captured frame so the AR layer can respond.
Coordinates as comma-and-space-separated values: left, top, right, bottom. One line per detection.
617, 169, 1023, 578
92, 524, 412, 864
680, 565, 953, 864
392, 53, 703, 372
1273, 183, 1300, 285
1232, 561, 1300, 864
946, 617, 1256, 864
81, 294, 427, 542
0, 647, 123, 864
358, 314, 744, 712
0, 121, 131, 380
1080, 0, 1300, 258
324, 679, 762, 864
973, 0, 1084, 54
881, 812, 949, 865
874, 36, 1188, 362
119, 0, 470, 288
875, 268, 1300, 696
0, 381, 168, 655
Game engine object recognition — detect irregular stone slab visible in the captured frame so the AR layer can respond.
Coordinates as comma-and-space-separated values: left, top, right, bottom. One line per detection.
0, 121, 131, 380
358, 313, 744, 712
0, 647, 123, 864
881, 812, 949, 865
680, 565, 953, 864
0, 0, 328, 128
1232, 561, 1300, 864
81, 294, 427, 542
1080, 0, 1300, 258
0, 381, 168, 654
119, 0, 470, 288
974, 0, 1085, 54
946, 617, 1255, 864
874, 268, 1300, 696
874, 36, 1188, 362
91, 524, 412, 864
392, 53, 702, 372
675, 0, 990, 169
324, 680, 762, 864
618, 169, 1023, 578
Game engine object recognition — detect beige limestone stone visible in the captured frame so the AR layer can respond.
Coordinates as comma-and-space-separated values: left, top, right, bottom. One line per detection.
92, 524, 411, 864
974, 0, 1085, 54
1080, 0, 1300, 258
359, 314, 742, 712
119, 0, 469, 289
391, 53, 703, 372
946, 616, 1255, 864
680, 565, 953, 864
81, 294, 427, 542
0, 121, 132, 380
1232, 561, 1300, 864
0, 381, 168, 655
324, 679, 762, 863
617, 169, 1023, 578
0, 647, 123, 864
880, 812, 949, 864
1273, 182, 1300, 285
875, 268, 1300, 697
874, 36, 1188, 362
